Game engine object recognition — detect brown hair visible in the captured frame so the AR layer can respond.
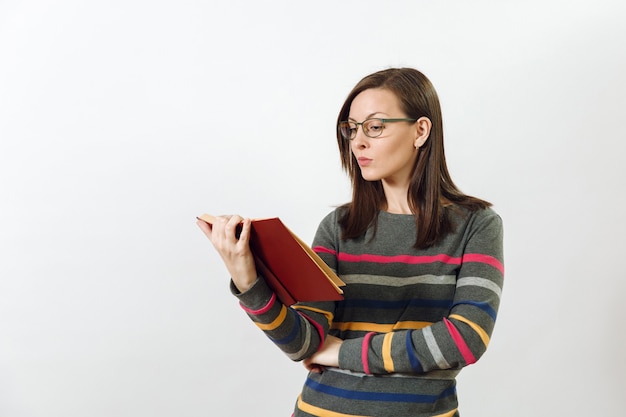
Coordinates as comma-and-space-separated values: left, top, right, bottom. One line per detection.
336, 67, 491, 248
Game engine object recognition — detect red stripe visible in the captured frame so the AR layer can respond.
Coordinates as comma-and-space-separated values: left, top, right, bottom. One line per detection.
338, 252, 461, 265
462, 253, 504, 275
239, 292, 276, 315
443, 318, 476, 365
313, 246, 335, 255
362, 332, 376, 375
315, 246, 503, 275
299, 312, 326, 348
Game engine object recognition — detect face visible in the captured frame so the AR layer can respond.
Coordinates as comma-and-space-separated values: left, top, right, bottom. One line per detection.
348, 88, 419, 185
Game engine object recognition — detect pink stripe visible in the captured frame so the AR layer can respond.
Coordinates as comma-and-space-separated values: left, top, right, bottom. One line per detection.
443, 318, 476, 365
462, 253, 504, 275
298, 312, 326, 348
313, 246, 335, 255
314, 246, 503, 276
239, 292, 276, 315
338, 252, 461, 265
362, 332, 376, 375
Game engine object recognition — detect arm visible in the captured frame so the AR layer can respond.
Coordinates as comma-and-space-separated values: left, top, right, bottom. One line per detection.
197, 214, 337, 362
338, 210, 504, 375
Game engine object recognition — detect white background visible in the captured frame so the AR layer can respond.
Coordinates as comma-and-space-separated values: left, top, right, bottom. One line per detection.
1, 1, 625, 416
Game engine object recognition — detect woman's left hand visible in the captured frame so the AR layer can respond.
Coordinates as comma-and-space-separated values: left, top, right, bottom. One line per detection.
302, 335, 343, 373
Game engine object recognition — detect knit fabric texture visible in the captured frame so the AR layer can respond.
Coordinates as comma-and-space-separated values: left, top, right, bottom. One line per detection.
233, 206, 504, 417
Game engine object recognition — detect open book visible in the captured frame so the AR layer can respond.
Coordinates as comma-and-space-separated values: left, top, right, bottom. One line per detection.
197, 214, 345, 306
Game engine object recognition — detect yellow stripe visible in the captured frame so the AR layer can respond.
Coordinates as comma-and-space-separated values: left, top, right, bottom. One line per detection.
331, 321, 431, 332
254, 305, 287, 331
293, 305, 334, 326
382, 332, 394, 372
297, 395, 368, 417
449, 314, 490, 346
298, 394, 456, 417
392, 321, 432, 330
432, 407, 458, 417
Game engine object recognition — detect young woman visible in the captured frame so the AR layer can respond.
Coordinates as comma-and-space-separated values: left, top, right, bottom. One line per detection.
198, 67, 504, 417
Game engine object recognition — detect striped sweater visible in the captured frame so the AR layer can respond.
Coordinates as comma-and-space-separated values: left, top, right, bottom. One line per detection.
233, 206, 504, 417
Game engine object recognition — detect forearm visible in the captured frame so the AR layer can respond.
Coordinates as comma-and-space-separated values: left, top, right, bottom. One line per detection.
232, 277, 330, 361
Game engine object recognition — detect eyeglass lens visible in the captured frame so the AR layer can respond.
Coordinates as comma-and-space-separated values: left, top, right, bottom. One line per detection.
339, 119, 385, 139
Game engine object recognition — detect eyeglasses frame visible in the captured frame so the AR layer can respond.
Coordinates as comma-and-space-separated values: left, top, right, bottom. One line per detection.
338, 118, 418, 140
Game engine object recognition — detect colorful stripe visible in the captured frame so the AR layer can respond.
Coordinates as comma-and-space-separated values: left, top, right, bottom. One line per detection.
315, 246, 503, 275
382, 333, 394, 372
433, 408, 459, 417
298, 394, 456, 417
332, 321, 432, 333
239, 291, 276, 315
423, 325, 450, 369
449, 314, 490, 347
451, 299, 497, 321
461, 253, 504, 275
443, 318, 476, 365
457, 276, 502, 297
253, 304, 287, 331
298, 311, 326, 348
338, 252, 461, 265
405, 330, 424, 372
362, 332, 375, 375
297, 395, 355, 417
292, 305, 334, 326
268, 312, 302, 345
340, 298, 452, 309
304, 378, 453, 403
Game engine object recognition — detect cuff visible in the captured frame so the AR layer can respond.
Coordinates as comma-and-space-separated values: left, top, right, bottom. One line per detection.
338, 336, 367, 374
229, 276, 275, 311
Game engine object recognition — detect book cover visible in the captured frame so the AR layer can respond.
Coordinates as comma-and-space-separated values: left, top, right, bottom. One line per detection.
197, 214, 345, 306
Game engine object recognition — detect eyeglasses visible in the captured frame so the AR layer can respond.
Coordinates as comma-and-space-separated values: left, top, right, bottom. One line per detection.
338, 118, 417, 140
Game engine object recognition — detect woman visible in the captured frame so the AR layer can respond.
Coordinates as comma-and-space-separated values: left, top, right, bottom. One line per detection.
198, 67, 504, 417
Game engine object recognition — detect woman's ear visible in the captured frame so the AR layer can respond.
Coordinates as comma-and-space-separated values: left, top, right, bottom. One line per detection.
414, 117, 432, 149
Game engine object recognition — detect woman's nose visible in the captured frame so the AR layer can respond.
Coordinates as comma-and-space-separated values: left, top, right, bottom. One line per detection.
352, 126, 369, 147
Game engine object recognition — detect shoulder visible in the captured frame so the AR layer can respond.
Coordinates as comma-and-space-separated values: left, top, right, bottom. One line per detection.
318, 206, 348, 227
447, 205, 503, 241
449, 204, 502, 225
313, 207, 346, 247
470, 206, 502, 225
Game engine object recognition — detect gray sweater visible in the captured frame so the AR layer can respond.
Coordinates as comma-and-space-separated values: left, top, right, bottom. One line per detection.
234, 206, 504, 417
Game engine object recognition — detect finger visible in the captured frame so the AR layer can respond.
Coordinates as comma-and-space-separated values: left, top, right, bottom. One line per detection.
196, 219, 213, 239
200, 219, 229, 257
303, 361, 323, 373
225, 215, 244, 241
212, 216, 230, 241
237, 218, 252, 245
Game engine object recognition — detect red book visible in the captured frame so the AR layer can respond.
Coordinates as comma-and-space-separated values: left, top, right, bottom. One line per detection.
198, 214, 345, 306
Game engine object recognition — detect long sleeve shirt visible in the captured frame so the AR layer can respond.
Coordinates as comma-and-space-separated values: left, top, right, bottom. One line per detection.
232, 206, 504, 417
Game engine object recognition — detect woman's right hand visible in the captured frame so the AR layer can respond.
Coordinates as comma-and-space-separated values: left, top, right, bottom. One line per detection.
196, 215, 258, 293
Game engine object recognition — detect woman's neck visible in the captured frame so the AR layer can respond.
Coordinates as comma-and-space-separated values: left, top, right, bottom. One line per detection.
381, 181, 412, 214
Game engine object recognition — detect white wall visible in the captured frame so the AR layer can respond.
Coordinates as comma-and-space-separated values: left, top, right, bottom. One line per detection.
1, 1, 625, 416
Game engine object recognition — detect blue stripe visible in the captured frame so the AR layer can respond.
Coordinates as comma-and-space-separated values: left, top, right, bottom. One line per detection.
304, 378, 451, 403
268, 309, 300, 345
405, 330, 424, 373
340, 298, 452, 309
451, 300, 496, 321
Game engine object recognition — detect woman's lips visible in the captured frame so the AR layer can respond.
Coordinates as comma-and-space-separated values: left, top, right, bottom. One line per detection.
357, 157, 372, 167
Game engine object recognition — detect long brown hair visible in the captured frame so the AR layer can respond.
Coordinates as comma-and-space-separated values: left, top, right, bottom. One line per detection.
336, 67, 491, 248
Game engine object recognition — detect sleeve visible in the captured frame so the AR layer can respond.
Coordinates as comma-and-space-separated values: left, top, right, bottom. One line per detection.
338, 209, 504, 374
229, 212, 340, 362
